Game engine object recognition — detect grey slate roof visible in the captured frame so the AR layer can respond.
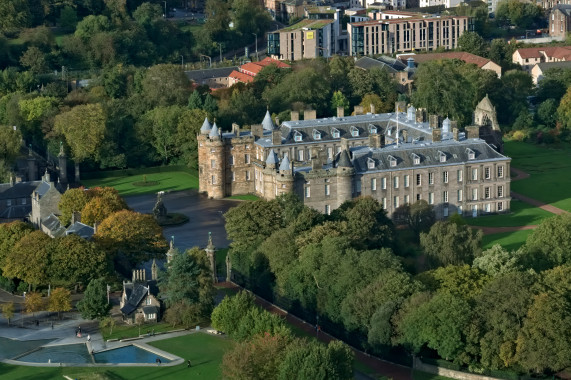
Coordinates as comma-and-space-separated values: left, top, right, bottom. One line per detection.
337, 150, 353, 168
185, 67, 238, 84
66, 222, 95, 240
0, 181, 41, 200
262, 110, 275, 131
209, 122, 219, 138
553, 4, 571, 15
266, 149, 278, 165
350, 139, 508, 174
200, 117, 212, 134
43, 214, 66, 237
255, 112, 433, 148
121, 283, 148, 316
279, 155, 291, 171
355, 56, 399, 73
0, 205, 31, 219
536, 61, 571, 71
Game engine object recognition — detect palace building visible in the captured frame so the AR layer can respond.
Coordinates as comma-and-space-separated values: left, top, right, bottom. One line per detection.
198, 96, 510, 219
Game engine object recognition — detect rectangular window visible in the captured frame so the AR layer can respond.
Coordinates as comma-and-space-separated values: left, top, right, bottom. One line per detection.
232, 171, 235, 181
211, 175, 216, 185
245, 154, 250, 164
485, 167, 491, 179
485, 187, 491, 199
381, 177, 387, 189
211, 159, 216, 169
485, 203, 491, 212
146, 298, 151, 305
416, 174, 422, 186
298, 149, 304, 161
472, 168, 478, 181
327, 147, 333, 159
246, 171, 251, 181
393, 196, 399, 208
443, 206, 449, 217
325, 205, 331, 215
356, 179, 362, 193
498, 186, 503, 198
404, 195, 410, 204
371, 178, 377, 191
497, 166, 504, 178
443, 171, 448, 184
498, 202, 503, 211
229, 156, 234, 165
305, 187, 311, 198
428, 192, 434, 205
443, 191, 448, 203
393, 177, 399, 189
472, 188, 478, 200
458, 169, 463, 182
382, 197, 387, 209
416, 193, 421, 201
457, 189, 463, 202
428, 172, 434, 185
404, 175, 410, 188
325, 184, 331, 195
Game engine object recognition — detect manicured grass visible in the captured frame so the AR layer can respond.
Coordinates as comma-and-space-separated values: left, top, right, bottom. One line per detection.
0, 332, 233, 380
81, 171, 198, 196
481, 230, 533, 251
101, 321, 176, 341
467, 199, 552, 227
226, 194, 260, 201
504, 140, 571, 212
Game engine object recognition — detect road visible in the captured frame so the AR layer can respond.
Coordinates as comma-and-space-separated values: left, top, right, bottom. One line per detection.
125, 189, 241, 251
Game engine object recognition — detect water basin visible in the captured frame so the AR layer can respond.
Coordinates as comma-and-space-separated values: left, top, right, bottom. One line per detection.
94, 345, 171, 364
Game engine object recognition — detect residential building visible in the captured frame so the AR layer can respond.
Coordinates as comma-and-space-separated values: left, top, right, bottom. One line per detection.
419, 0, 462, 8
550, 5, 571, 37
228, 57, 290, 86
198, 96, 510, 219
397, 52, 502, 77
0, 179, 40, 223
348, 13, 470, 56
354, 55, 415, 92
512, 45, 571, 71
120, 261, 162, 323
30, 171, 65, 234
268, 10, 341, 60
540, 0, 571, 10
185, 67, 238, 91
531, 60, 571, 84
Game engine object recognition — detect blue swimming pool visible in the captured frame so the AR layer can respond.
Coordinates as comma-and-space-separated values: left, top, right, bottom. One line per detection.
16, 343, 171, 364
94, 345, 171, 364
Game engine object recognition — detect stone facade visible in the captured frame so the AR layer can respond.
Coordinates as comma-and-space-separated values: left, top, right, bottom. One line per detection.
198, 98, 511, 219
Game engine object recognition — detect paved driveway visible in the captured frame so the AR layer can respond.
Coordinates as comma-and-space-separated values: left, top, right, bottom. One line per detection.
125, 190, 241, 251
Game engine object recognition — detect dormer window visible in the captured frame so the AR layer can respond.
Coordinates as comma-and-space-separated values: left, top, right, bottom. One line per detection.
294, 131, 303, 142
466, 148, 475, 160
368, 124, 377, 134
438, 151, 446, 163
312, 129, 321, 140
367, 158, 375, 169
412, 153, 420, 165
350, 126, 359, 137
388, 155, 397, 167
331, 127, 340, 138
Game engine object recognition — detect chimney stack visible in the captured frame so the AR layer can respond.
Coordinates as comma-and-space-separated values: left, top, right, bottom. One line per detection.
415, 108, 426, 123
290, 111, 299, 121
369, 134, 385, 149
466, 126, 480, 139
429, 115, 440, 129
370, 103, 375, 114
432, 128, 442, 142
337, 106, 344, 118
71, 211, 81, 225
251, 124, 263, 138
354, 105, 364, 115
272, 130, 281, 145
340, 137, 348, 152
304, 109, 316, 120
453, 128, 459, 141
231, 123, 240, 136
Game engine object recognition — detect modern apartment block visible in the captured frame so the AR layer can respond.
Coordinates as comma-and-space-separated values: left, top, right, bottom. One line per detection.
198, 96, 510, 219
267, 8, 340, 60
348, 12, 470, 56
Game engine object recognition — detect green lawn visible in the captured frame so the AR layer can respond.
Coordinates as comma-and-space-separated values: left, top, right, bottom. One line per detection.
481, 230, 533, 251
81, 171, 198, 196
505, 140, 571, 212
467, 199, 552, 227
0, 332, 232, 380
102, 322, 177, 341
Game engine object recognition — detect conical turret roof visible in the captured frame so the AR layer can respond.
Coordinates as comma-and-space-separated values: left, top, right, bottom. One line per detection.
200, 117, 212, 134
279, 155, 291, 171
262, 110, 275, 131
337, 150, 353, 168
266, 149, 278, 165
209, 122, 219, 138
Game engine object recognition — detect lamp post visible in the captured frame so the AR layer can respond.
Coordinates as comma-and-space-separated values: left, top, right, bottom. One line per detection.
181, 55, 184, 69
252, 33, 258, 61
163, 1, 167, 18
218, 43, 223, 63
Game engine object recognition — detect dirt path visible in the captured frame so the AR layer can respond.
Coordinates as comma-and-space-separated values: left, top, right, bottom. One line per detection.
511, 191, 568, 215
216, 282, 413, 380
510, 167, 530, 181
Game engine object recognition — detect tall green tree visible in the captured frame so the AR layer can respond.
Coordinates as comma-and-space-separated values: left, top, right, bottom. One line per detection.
141, 64, 191, 107
0, 221, 33, 269
77, 278, 111, 320
524, 213, 571, 270
457, 31, 488, 57
420, 221, 483, 267
2, 231, 50, 290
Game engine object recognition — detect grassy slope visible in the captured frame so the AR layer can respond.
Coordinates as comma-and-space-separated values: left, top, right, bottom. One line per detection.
468, 198, 552, 227
81, 171, 198, 197
505, 140, 571, 212
481, 229, 533, 251
0, 332, 232, 380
